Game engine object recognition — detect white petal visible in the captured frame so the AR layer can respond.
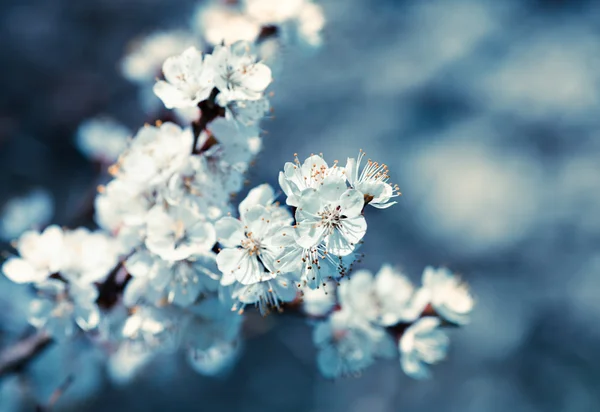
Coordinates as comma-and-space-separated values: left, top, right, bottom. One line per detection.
2, 258, 47, 283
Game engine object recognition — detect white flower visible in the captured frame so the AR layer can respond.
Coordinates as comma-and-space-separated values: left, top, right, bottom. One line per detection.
212, 41, 272, 105
2, 225, 65, 284
76, 117, 130, 163
108, 342, 153, 385
277, 240, 357, 289
122, 305, 179, 352
126, 250, 220, 307
420, 266, 474, 325
121, 31, 198, 85
297, 2, 326, 47
244, 0, 305, 24
301, 281, 336, 317
145, 204, 216, 261
338, 265, 426, 326
187, 340, 241, 376
345, 150, 400, 209
28, 279, 100, 340
161, 156, 231, 221
278, 154, 344, 207
399, 317, 449, 379
0, 189, 53, 241
295, 177, 367, 256
95, 179, 151, 235
118, 122, 192, 187
231, 273, 298, 315
153, 47, 215, 109
215, 185, 294, 286
194, 4, 261, 46
313, 309, 395, 378
61, 228, 121, 284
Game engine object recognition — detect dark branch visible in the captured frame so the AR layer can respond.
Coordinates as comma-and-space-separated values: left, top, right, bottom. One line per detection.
192, 88, 225, 154
0, 331, 52, 377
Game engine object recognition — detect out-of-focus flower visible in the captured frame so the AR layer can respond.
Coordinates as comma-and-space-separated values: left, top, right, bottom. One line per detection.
345, 150, 400, 209
61, 228, 121, 284
193, 5, 261, 46
301, 282, 336, 317
420, 266, 474, 325
212, 41, 272, 106
0, 189, 54, 241
29, 279, 100, 340
122, 305, 179, 352
230, 273, 298, 315
313, 309, 395, 378
338, 265, 426, 326
295, 177, 366, 256
2, 225, 65, 284
153, 47, 215, 109
399, 317, 449, 379
122, 31, 199, 85
144, 204, 216, 261
187, 340, 242, 376
244, 0, 305, 25
117, 122, 193, 187
107, 343, 154, 386
126, 250, 220, 307
76, 117, 130, 164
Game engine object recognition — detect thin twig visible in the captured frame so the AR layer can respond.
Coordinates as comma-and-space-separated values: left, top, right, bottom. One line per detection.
35, 374, 74, 411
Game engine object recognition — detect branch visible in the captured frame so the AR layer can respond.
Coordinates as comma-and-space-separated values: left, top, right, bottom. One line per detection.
0, 330, 52, 377
36, 374, 74, 411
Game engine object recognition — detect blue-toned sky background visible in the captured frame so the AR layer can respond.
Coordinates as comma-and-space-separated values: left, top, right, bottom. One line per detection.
2, 0, 600, 411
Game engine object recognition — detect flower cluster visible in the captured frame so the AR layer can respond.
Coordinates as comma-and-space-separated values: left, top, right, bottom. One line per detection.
310, 265, 474, 378
194, 0, 325, 48
2, 226, 120, 340
0, 0, 475, 386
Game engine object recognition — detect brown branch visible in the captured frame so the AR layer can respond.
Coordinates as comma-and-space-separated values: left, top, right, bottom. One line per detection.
0, 330, 53, 377
36, 374, 74, 411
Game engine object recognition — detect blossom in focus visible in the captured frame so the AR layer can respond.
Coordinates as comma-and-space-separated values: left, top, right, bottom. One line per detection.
295, 176, 367, 256
215, 184, 294, 286
76, 117, 130, 164
28, 279, 100, 340
0, 189, 54, 241
278, 154, 344, 207
212, 41, 272, 106
399, 317, 449, 379
2, 225, 65, 284
345, 150, 400, 209
153, 47, 216, 109
420, 266, 474, 325
313, 309, 396, 378
338, 265, 426, 326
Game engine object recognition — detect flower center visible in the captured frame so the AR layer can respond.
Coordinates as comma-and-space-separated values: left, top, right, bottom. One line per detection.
241, 232, 262, 256
318, 205, 344, 234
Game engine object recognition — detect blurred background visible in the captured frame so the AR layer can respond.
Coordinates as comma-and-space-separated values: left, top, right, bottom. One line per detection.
2, 0, 600, 410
